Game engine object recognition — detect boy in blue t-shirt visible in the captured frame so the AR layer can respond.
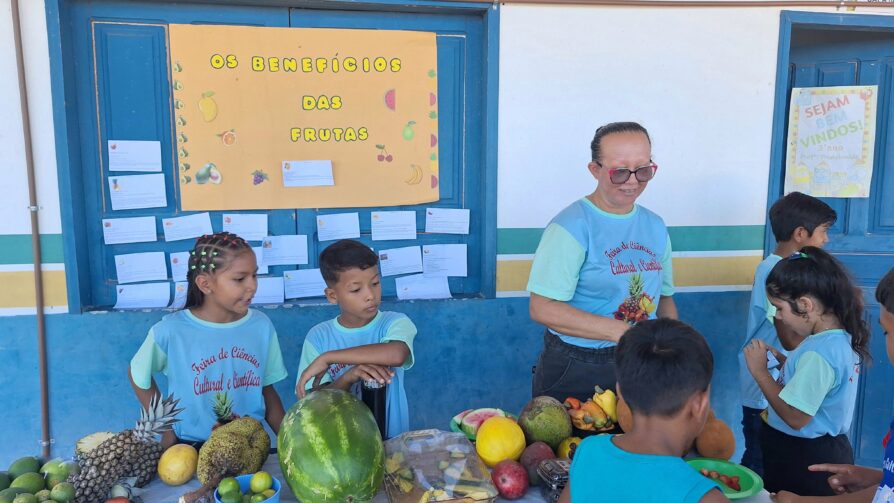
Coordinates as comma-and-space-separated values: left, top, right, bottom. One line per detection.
560, 319, 728, 503
772, 267, 894, 503
739, 192, 836, 475
295, 239, 416, 439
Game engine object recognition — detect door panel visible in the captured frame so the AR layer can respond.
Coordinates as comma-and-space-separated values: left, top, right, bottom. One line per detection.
789, 28, 894, 466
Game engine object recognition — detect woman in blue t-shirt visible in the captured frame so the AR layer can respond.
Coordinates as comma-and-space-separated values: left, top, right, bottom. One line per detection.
527, 121, 678, 403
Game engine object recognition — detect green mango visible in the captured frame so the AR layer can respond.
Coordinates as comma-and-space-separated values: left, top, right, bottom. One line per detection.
0, 488, 29, 503
7, 457, 40, 480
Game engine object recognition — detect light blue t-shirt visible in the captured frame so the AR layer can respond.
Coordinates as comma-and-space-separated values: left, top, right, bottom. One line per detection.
768, 329, 860, 438
570, 435, 719, 503
130, 309, 288, 442
297, 311, 416, 439
739, 254, 784, 409
526, 198, 674, 349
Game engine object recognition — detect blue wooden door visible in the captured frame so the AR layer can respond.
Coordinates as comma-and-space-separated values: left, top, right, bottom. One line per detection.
787, 28, 894, 466
66, 0, 489, 307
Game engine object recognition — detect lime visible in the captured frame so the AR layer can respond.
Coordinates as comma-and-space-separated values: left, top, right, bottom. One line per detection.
250, 495, 266, 503
49, 481, 75, 503
261, 489, 275, 498
219, 492, 241, 503
249, 472, 272, 494
217, 477, 240, 497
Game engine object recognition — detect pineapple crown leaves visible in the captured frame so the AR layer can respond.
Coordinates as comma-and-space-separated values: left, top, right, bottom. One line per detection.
135, 394, 183, 441
212, 391, 234, 420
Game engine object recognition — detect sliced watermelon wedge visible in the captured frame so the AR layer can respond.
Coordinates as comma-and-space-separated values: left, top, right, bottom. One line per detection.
460, 408, 507, 438
452, 409, 474, 426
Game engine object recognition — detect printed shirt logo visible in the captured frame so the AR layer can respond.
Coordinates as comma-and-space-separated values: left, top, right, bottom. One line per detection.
605, 240, 661, 324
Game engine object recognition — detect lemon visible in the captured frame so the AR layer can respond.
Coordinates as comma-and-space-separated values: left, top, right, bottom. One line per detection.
158, 444, 198, 486
217, 477, 240, 497
557, 437, 582, 459
249, 471, 272, 494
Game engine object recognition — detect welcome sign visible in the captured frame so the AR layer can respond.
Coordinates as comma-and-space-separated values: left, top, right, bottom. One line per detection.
784, 85, 877, 198
168, 24, 440, 210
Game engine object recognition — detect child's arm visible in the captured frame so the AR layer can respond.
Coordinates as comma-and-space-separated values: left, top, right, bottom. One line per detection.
743, 339, 813, 430
558, 485, 570, 503
698, 488, 730, 502
771, 486, 877, 503
657, 295, 678, 319
262, 384, 285, 434
128, 368, 177, 448
296, 342, 409, 398
809, 464, 883, 494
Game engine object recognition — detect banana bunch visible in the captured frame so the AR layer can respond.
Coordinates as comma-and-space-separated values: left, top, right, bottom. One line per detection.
563, 386, 619, 432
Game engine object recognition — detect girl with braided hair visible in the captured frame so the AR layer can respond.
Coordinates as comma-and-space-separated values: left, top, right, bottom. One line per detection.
129, 232, 287, 447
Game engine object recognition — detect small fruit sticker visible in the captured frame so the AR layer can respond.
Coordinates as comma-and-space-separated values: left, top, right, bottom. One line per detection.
402, 121, 416, 141
217, 129, 237, 146
198, 91, 218, 122
172, 61, 183, 73
429, 93, 437, 106
176, 116, 187, 126
177, 133, 188, 144
405, 164, 423, 185
427, 69, 437, 78
375, 145, 393, 162
196, 162, 221, 185
180, 162, 191, 172
251, 170, 268, 186
111, 178, 120, 191
430, 134, 438, 148
174, 99, 184, 110
384, 89, 396, 111
178, 147, 189, 158
173, 80, 183, 91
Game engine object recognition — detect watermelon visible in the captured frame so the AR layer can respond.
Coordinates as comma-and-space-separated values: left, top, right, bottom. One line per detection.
460, 408, 507, 438
278, 389, 384, 503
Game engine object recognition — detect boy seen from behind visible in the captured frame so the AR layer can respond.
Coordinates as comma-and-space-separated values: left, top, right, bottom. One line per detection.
560, 318, 728, 503
295, 239, 417, 439
739, 191, 836, 475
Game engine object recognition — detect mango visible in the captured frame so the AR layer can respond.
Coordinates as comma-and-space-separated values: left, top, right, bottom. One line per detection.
0, 488, 29, 503
7, 457, 40, 480
12, 495, 37, 503
11, 472, 45, 494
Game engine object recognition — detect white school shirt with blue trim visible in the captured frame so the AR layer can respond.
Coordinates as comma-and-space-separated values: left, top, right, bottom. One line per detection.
738, 254, 784, 409
297, 311, 416, 439
768, 329, 860, 438
130, 309, 288, 442
526, 198, 674, 349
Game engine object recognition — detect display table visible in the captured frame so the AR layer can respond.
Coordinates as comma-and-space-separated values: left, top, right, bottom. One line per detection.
141, 455, 774, 502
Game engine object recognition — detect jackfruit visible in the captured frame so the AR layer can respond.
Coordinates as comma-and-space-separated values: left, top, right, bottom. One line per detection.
195, 418, 269, 485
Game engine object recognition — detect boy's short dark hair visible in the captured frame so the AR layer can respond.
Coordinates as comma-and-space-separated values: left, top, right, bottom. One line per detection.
615, 319, 714, 417
769, 191, 837, 242
876, 267, 894, 314
319, 239, 379, 286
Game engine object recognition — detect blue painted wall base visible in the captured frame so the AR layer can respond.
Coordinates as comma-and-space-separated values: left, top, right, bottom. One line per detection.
1, 292, 752, 466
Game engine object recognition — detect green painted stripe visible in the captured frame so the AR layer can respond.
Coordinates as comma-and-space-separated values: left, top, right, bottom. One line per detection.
497, 225, 765, 254
0, 234, 65, 264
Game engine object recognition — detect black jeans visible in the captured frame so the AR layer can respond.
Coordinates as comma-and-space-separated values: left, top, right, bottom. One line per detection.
531, 330, 617, 403
760, 421, 853, 496
740, 406, 765, 477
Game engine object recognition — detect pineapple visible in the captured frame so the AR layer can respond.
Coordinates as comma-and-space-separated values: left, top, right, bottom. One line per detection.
212, 391, 234, 426
74, 431, 114, 458
613, 273, 651, 323
70, 394, 181, 502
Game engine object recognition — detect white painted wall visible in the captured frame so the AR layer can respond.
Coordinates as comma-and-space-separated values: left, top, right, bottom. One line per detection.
0, 0, 60, 236
497, 4, 894, 229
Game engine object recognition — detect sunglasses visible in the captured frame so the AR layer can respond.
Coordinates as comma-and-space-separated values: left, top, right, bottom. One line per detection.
595, 162, 658, 184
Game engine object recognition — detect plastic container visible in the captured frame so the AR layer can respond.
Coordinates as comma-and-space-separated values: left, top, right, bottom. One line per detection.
686, 458, 763, 500
383, 429, 498, 502
213, 473, 281, 503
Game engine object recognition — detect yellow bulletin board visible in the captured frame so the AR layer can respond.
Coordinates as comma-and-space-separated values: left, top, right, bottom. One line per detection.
168, 25, 440, 210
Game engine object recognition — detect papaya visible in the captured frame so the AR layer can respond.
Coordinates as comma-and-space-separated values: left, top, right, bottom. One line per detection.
695, 416, 735, 460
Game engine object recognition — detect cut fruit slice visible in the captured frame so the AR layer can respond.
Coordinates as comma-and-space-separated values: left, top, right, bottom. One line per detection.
460, 408, 507, 438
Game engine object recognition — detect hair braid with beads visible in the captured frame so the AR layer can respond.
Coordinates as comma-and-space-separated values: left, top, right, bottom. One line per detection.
184, 231, 252, 309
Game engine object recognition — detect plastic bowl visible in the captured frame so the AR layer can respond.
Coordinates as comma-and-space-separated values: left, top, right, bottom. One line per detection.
213, 473, 281, 503
686, 458, 763, 500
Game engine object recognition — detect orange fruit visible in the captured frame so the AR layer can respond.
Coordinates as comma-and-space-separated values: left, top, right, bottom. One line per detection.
475, 416, 526, 467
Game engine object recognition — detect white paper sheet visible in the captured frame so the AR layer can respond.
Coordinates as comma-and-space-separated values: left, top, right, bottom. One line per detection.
252, 277, 284, 305
108, 140, 162, 172
317, 212, 360, 242
222, 213, 268, 242
169, 252, 190, 282
115, 251, 168, 284
114, 282, 170, 309
378, 246, 423, 277
102, 216, 157, 245
371, 211, 416, 241
162, 213, 213, 242
395, 274, 452, 300
108, 173, 167, 210
282, 160, 334, 187
252, 247, 269, 275
422, 244, 468, 277
283, 269, 328, 299
169, 281, 188, 309
261, 235, 308, 266
425, 208, 470, 235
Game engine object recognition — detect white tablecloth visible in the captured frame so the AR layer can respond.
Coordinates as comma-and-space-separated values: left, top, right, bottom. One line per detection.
141, 455, 774, 502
